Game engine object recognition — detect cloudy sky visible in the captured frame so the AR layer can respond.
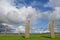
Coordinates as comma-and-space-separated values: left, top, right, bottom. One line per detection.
0, 0, 60, 33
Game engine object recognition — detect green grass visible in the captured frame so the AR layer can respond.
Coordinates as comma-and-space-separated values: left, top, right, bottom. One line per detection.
0, 34, 60, 40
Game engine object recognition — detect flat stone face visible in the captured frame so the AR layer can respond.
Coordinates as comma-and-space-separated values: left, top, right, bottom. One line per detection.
5, 25, 8, 34
25, 20, 30, 38
49, 21, 55, 38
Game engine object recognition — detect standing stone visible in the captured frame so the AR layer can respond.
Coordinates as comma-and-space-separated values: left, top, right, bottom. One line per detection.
49, 20, 55, 38
25, 20, 30, 38
5, 25, 8, 35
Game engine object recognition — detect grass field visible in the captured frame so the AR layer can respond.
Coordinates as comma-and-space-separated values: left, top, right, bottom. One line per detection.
0, 34, 60, 40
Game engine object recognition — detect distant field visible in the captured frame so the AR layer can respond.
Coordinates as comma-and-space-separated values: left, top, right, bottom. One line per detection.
0, 34, 60, 40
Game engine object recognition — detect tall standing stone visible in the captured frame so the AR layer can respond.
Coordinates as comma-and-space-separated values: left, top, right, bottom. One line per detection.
5, 25, 8, 35
25, 20, 30, 38
49, 20, 55, 38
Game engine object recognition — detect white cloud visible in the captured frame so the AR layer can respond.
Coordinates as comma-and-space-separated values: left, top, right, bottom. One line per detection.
43, 0, 60, 20
0, 0, 50, 33
0, 0, 43, 24
48, 7, 60, 20
2, 23, 15, 29
49, 0, 60, 7
1, 23, 59, 33
14, 26, 25, 33
31, 27, 50, 33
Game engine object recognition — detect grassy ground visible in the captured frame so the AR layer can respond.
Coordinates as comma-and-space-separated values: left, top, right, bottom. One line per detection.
0, 34, 60, 40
